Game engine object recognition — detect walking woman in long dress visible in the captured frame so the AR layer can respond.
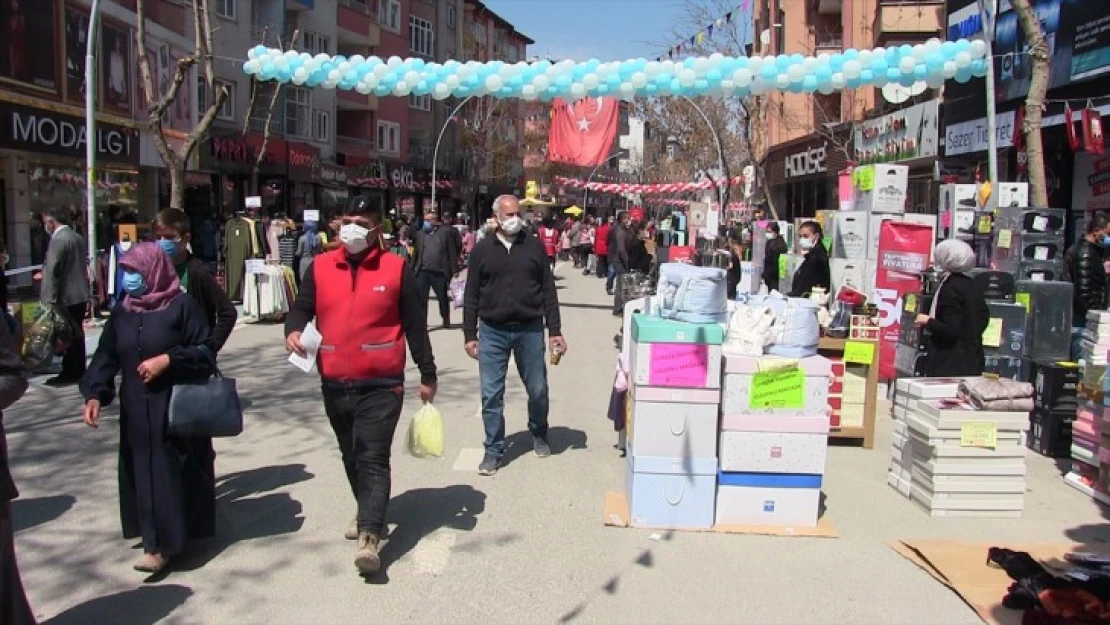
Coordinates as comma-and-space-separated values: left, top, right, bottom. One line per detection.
0, 306, 33, 624
80, 242, 215, 573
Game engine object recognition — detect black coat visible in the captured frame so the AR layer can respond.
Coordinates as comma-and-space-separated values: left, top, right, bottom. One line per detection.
788, 243, 831, 297
762, 236, 788, 286
80, 295, 215, 556
921, 273, 989, 377
182, 256, 238, 353
0, 318, 26, 504
1064, 239, 1107, 323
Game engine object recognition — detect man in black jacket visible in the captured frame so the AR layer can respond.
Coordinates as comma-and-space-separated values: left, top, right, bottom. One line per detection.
762, 222, 788, 293
606, 211, 631, 301
411, 209, 460, 329
463, 194, 566, 476
1064, 213, 1110, 359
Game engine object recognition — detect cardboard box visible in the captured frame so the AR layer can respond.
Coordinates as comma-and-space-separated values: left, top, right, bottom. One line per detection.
630, 340, 723, 390
938, 184, 979, 236
626, 393, 719, 460
719, 431, 829, 474
720, 355, 831, 417
831, 212, 869, 260
857, 164, 909, 213
715, 472, 822, 528
625, 453, 716, 529
997, 182, 1030, 208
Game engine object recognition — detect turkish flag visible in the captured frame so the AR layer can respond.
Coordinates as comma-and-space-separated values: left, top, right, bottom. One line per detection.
547, 97, 620, 167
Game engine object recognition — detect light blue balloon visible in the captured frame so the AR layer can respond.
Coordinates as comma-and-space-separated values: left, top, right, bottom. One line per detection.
859, 69, 874, 83
242, 61, 254, 74
870, 58, 888, 75
556, 75, 572, 89
671, 78, 682, 91
887, 67, 902, 82
802, 75, 818, 91
913, 66, 928, 81
761, 65, 778, 81
970, 58, 989, 76
925, 53, 944, 72
510, 75, 524, 88
940, 41, 956, 57
252, 45, 268, 59
654, 73, 671, 88
843, 48, 859, 60
830, 54, 844, 71
954, 67, 973, 83
846, 75, 862, 89
373, 84, 391, 96
645, 84, 657, 95
734, 57, 749, 69
816, 65, 833, 82
607, 74, 622, 88
344, 71, 359, 83
886, 47, 900, 63
899, 74, 917, 87
596, 84, 610, 95
305, 74, 323, 88
706, 69, 722, 82
775, 55, 791, 70
790, 53, 804, 66
787, 81, 803, 93
953, 39, 971, 53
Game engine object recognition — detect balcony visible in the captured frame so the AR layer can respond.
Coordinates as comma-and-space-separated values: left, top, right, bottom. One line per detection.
815, 33, 843, 52
878, 0, 944, 36
815, 0, 841, 14
338, 3, 382, 48
337, 135, 376, 158
337, 90, 379, 111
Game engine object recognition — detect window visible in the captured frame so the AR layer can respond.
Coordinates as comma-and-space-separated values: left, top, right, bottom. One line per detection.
379, 0, 401, 31
313, 109, 330, 142
446, 4, 456, 28
197, 78, 235, 120
377, 120, 400, 155
301, 31, 331, 55
410, 16, 434, 57
284, 87, 311, 138
213, 0, 234, 19
506, 44, 519, 63
409, 93, 431, 111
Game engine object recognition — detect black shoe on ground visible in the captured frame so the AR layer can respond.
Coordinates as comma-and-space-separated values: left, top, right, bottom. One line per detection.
534, 435, 551, 458
44, 376, 80, 387
478, 454, 501, 476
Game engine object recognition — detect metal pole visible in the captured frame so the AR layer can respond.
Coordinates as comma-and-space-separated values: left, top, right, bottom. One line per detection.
583, 150, 625, 220
85, 0, 101, 292
432, 95, 474, 218
680, 95, 727, 213
979, 0, 1000, 212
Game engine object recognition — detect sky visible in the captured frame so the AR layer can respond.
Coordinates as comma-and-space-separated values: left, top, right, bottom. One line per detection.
486, 0, 689, 62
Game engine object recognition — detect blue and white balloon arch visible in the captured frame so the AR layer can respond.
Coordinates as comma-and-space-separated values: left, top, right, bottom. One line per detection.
241, 38, 989, 100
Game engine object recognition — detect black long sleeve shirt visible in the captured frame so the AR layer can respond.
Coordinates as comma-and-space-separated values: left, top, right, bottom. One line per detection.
183, 256, 238, 353
284, 257, 437, 385
463, 233, 562, 343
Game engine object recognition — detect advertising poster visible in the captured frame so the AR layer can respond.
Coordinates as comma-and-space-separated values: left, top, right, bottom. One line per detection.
0, 0, 57, 90
101, 22, 132, 114
874, 222, 934, 379
1072, 152, 1110, 213
995, 0, 1110, 101
854, 100, 940, 165
64, 6, 89, 101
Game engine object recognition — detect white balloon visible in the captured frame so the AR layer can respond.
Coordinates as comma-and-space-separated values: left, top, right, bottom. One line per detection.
969, 39, 988, 58
857, 50, 873, 65
872, 47, 886, 59
631, 72, 648, 88
954, 51, 972, 68
872, 73, 889, 88
750, 79, 767, 95
445, 74, 460, 88
350, 55, 366, 65
405, 71, 420, 84
898, 57, 917, 73
570, 83, 586, 99
733, 68, 752, 86
830, 73, 846, 89
356, 82, 372, 94
248, 48, 259, 60
694, 57, 709, 72
293, 67, 308, 80
433, 84, 452, 99
843, 60, 861, 79
499, 64, 515, 77
373, 64, 390, 77
328, 69, 341, 81
679, 69, 696, 86
719, 79, 734, 91
925, 74, 946, 89
533, 75, 550, 90
337, 62, 351, 73
817, 53, 830, 64
942, 61, 958, 78
387, 56, 403, 68
246, 59, 262, 73
619, 82, 636, 98
485, 75, 503, 90
924, 39, 942, 53
818, 83, 835, 95
393, 81, 409, 95
583, 73, 600, 89
802, 57, 818, 72
710, 52, 724, 62
912, 45, 928, 61
660, 60, 675, 73
315, 53, 330, 63
644, 61, 660, 77
748, 57, 764, 73
787, 64, 805, 82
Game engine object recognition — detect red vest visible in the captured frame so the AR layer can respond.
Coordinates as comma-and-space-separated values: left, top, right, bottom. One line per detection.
540, 227, 558, 257
313, 247, 407, 383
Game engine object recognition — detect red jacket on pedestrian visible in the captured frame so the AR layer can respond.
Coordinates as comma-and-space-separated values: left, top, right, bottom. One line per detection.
595, 223, 611, 257
539, 226, 559, 258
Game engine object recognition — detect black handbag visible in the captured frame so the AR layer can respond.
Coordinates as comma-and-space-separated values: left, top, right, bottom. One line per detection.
167, 347, 243, 438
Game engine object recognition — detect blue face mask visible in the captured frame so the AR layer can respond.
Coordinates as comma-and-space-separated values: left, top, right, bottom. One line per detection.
122, 271, 148, 297
157, 238, 180, 257
422, 221, 435, 231
1101, 235, 1110, 248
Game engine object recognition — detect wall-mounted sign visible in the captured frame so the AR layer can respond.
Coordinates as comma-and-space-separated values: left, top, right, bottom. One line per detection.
0, 101, 138, 165
784, 143, 828, 179
944, 111, 1016, 156
854, 100, 939, 165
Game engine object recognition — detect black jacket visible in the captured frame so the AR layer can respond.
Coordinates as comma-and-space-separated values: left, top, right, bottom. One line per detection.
608, 225, 630, 265
463, 232, 562, 342
1064, 239, 1107, 323
0, 316, 26, 503
788, 243, 831, 297
182, 256, 238, 353
921, 273, 989, 377
411, 226, 460, 276
763, 236, 788, 285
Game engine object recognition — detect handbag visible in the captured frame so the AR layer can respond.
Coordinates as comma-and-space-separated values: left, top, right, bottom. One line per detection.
168, 347, 243, 438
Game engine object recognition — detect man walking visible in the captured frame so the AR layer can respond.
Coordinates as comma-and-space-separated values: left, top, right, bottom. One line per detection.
41, 207, 91, 386
411, 209, 460, 329
285, 195, 437, 576
606, 211, 631, 301
464, 195, 566, 476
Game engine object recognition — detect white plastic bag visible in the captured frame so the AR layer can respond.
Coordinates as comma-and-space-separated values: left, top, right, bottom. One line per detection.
406, 403, 445, 458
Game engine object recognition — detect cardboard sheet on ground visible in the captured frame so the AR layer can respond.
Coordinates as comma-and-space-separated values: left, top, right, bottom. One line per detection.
602, 491, 838, 538
890, 540, 1110, 625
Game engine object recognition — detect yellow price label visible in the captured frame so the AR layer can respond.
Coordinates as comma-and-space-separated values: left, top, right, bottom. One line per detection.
843, 340, 876, 365
977, 215, 992, 234
982, 318, 1003, 348
1015, 292, 1031, 313
904, 293, 917, 312
858, 166, 875, 192
961, 421, 997, 448
996, 229, 1012, 249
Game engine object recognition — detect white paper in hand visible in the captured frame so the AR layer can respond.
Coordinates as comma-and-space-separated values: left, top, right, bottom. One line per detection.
288, 323, 322, 373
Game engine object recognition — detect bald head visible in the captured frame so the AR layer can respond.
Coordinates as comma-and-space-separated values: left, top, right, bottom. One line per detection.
492, 195, 520, 221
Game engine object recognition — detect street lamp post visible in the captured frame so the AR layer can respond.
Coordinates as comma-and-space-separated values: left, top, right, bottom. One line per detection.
582, 150, 627, 220
85, 0, 102, 292
431, 94, 474, 221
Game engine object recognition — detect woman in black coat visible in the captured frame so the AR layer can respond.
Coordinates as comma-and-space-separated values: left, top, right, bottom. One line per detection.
80, 243, 214, 574
915, 239, 989, 377
0, 311, 33, 625
788, 220, 831, 297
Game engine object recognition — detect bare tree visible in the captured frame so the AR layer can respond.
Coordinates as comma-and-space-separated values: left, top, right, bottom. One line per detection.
241, 28, 300, 196
135, 0, 227, 209
459, 96, 522, 186
1011, 0, 1051, 207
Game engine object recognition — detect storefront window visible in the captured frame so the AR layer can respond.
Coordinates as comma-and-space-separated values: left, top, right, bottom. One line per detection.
316, 187, 348, 221
26, 165, 139, 256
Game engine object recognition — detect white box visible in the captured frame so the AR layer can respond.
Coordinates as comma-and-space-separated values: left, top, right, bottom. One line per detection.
867, 213, 899, 260
998, 182, 1030, 208
629, 340, 723, 390
718, 431, 829, 474
831, 212, 869, 260
857, 164, 909, 213
625, 454, 717, 529
830, 258, 874, 297
626, 395, 719, 460
715, 473, 822, 528
939, 184, 979, 237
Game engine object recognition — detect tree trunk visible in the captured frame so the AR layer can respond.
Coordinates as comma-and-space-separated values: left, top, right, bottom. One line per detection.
168, 167, 185, 209
1012, 0, 1051, 207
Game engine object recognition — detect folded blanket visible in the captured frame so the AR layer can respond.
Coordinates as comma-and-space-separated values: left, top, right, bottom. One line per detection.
958, 377, 1035, 412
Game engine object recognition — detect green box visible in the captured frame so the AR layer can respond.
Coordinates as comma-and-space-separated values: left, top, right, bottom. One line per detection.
631, 313, 724, 345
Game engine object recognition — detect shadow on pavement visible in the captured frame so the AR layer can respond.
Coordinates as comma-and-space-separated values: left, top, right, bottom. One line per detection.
367, 484, 487, 584
501, 426, 588, 467
12, 494, 76, 532
42, 584, 193, 625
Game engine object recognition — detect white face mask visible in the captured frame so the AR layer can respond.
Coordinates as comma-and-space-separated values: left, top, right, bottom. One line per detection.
799, 237, 815, 251
340, 223, 372, 254
499, 216, 523, 235
765, 232, 776, 240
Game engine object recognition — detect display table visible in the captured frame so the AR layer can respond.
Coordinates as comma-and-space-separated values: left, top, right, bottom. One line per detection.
818, 337, 879, 449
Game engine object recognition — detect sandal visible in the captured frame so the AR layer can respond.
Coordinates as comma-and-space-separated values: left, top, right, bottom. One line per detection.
133, 552, 169, 573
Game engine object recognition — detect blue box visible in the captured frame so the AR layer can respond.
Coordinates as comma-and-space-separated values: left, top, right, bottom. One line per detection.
624, 451, 716, 529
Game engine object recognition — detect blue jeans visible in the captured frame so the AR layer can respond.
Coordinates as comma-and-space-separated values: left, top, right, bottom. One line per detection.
479, 319, 549, 458
606, 259, 625, 293
1072, 323, 1086, 362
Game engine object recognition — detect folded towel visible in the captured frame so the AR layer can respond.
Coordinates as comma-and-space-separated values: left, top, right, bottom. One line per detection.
958, 377, 1035, 412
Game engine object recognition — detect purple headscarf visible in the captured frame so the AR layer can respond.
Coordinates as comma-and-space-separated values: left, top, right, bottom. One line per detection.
119, 242, 182, 313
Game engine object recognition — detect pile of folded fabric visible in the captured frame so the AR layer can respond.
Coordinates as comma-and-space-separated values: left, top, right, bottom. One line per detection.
958, 376, 1035, 412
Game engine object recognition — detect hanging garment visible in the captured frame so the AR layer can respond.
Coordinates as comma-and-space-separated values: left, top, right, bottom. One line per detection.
223, 217, 254, 302
242, 264, 298, 319
266, 221, 285, 263
278, 233, 297, 268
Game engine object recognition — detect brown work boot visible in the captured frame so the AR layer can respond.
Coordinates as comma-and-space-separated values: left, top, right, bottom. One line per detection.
344, 515, 358, 540
354, 531, 381, 574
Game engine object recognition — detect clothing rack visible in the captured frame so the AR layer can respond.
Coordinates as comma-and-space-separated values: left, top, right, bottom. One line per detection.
243, 260, 297, 321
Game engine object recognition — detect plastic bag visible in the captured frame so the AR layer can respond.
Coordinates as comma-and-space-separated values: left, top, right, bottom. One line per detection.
22, 303, 76, 370
449, 277, 466, 310
407, 403, 445, 458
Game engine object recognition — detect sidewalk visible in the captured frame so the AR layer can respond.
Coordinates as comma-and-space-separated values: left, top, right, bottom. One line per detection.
9, 265, 1110, 624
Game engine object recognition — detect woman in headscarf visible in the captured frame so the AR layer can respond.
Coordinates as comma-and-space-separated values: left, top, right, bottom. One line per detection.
80, 242, 215, 574
915, 238, 989, 377
296, 220, 323, 282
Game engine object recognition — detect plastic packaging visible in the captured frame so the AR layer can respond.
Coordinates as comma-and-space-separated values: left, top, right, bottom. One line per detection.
407, 403, 445, 458
449, 276, 465, 309
22, 303, 75, 370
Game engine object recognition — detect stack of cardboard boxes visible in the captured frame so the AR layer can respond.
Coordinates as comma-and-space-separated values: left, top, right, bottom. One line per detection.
889, 378, 964, 497
1027, 360, 1079, 458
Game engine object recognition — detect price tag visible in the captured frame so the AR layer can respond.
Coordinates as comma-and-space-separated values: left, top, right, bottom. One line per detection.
977, 215, 992, 235
996, 229, 1012, 249
843, 340, 876, 365
749, 368, 805, 409
1034, 246, 1049, 260
904, 293, 917, 312
1015, 292, 1031, 312
245, 259, 266, 274
858, 166, 875, 191
1032, 216, 1048, 232
304, 209, 320, 222
982, 318, 1003, 348
245, 196, 262, 209
961, 421, 997, 448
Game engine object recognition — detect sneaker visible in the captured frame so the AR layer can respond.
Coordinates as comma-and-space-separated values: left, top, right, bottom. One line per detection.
344, 515, 358, 540
478, 454, 501, 476
534, 435, 552, 458
354, 532, 381, 575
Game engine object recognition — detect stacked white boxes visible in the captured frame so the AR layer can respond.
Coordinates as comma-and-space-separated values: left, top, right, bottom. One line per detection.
889, 378, 965, 497
716, 353, 832, 528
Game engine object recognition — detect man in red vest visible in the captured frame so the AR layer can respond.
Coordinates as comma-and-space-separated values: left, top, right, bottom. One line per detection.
285, 195, 437, 576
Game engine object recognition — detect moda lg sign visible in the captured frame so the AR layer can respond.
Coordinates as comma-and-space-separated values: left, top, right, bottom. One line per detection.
0, 101, 138, 165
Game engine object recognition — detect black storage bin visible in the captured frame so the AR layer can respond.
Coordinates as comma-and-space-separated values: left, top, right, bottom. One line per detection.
1031, 360, 1080, 411
1028, 408, 1073, 458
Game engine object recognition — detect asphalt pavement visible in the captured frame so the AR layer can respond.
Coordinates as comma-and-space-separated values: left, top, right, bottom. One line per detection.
9, 263, 1110, 624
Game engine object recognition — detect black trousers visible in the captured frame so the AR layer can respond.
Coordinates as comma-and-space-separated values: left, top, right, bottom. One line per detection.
0, 502, 35, 625
62, 303, 87, 379
417, 270, 451, 324
322, 385, 404, 536
596, 255, 609, 279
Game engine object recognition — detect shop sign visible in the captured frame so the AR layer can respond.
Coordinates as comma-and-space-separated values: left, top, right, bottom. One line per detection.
287, 142, 321, 181
784, 143, 827, 179
853, 100, 939, 165
390, 163, 417, 189
946, 2, 987, 42
944, 111, 1015, 156
0, 100, 138, 165
318, 162, 347, 186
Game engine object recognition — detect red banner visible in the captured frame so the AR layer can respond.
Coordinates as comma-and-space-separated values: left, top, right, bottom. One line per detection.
874, 222, 934, 379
